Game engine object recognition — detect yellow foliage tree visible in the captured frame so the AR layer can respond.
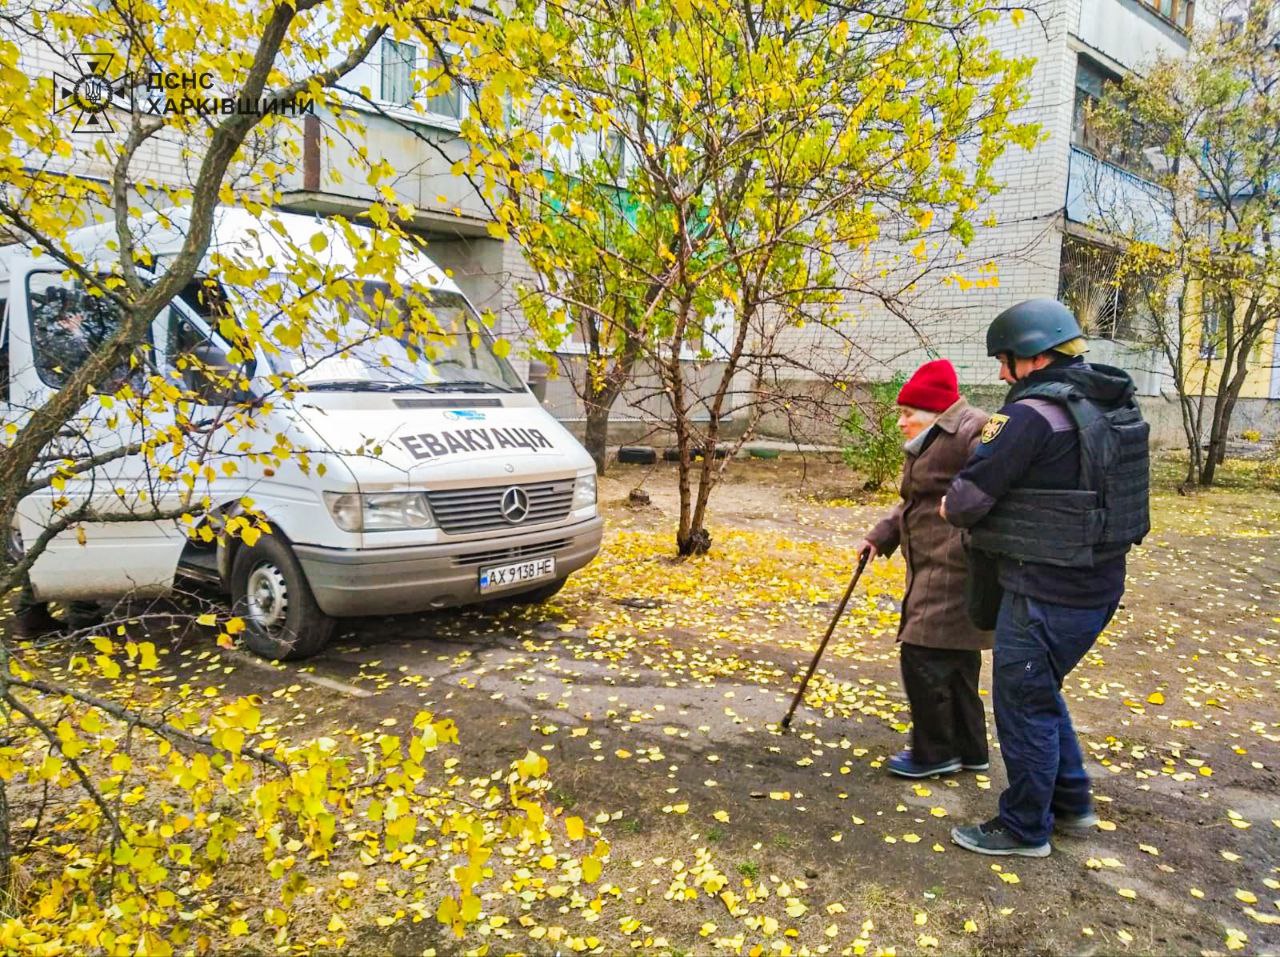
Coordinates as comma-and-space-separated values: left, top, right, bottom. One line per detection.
465, 0, 1039, 554
0, 0, 601, 948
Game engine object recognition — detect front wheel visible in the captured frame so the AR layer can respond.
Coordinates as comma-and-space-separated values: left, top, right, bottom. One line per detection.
230, 536, 335, 660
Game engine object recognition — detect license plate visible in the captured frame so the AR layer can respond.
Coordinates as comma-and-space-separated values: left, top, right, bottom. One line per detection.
479, 556, 556, 593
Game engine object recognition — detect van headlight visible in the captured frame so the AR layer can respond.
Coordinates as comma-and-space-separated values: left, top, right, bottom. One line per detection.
572, 472, 597, 509
324, 492, 435, 532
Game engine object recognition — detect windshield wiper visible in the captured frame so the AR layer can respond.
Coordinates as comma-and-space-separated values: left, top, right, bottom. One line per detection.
386, 383, 446, 393
303, 379, 520, 394
304, 380, 399, 392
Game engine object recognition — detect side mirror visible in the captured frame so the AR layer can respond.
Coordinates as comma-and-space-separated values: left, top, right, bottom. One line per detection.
527, 359, 549, 403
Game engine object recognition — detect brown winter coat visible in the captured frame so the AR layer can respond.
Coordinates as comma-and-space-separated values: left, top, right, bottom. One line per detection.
865, 398, 993, 651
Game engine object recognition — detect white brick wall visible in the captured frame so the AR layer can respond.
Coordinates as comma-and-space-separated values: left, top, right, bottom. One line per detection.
818, 0, 1084, 387
10, 1, 1188, 399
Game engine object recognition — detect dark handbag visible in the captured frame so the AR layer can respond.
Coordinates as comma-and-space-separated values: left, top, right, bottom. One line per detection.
964, 542, 1002, 631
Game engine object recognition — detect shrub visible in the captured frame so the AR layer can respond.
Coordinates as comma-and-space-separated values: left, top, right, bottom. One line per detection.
840, 375, 906, 491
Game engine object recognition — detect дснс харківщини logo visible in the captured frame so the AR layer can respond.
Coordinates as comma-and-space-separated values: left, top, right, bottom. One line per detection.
53, 53, 132, 133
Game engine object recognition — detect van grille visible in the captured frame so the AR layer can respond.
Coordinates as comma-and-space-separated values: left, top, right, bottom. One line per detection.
427, 480, 575, 534
452, 538, 569, 567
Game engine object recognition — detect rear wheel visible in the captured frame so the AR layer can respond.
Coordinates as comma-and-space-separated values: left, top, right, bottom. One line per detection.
230, 536, 335, 660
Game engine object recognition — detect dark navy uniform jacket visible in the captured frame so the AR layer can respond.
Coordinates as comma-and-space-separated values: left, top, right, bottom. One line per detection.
942, 358, 1126, 608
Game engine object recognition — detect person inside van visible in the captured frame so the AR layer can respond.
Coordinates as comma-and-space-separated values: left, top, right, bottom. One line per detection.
33, 286, 98, 385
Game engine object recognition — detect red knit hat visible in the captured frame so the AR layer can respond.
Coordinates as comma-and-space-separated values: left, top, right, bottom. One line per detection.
896, 359, 959, 413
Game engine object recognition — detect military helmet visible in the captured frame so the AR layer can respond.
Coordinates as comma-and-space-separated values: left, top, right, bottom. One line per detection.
985, 299, 1085, 359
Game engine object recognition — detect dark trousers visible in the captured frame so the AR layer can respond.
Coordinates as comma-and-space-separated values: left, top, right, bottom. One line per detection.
900, 642, 988, 766
993, 591, 1118, 844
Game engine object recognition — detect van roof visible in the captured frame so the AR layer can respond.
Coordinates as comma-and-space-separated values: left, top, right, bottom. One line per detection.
2, 205, 459, 294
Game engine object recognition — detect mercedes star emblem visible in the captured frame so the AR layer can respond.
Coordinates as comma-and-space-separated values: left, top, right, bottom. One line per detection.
500, 486, 530, 524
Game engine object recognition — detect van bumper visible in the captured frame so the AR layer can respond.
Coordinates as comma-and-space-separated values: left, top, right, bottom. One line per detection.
292, 517, 604, 617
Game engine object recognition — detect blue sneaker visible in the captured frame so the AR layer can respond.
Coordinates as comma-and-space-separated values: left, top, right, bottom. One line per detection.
1054, 809, 1100, 835
951, 818, 1051, 857
887, 750, 962, 778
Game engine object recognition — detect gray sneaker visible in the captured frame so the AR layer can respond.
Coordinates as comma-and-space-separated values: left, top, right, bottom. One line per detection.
1054, 810, 1100, 834
951, 818, 1051, 857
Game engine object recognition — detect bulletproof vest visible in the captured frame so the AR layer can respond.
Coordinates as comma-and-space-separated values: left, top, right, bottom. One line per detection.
969, 378, 1151, 569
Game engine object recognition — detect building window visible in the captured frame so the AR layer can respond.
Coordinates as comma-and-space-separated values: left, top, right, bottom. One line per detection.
1073, 54, 1160, 179
380, 39, 416, 107
1138, 0, 1194, 30
1072, 56, 1119, 156
425, 54, 464, 120
1058, 236, 1143, 342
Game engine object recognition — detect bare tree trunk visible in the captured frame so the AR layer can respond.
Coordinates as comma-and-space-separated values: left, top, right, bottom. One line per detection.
669, 301, 706, 556
1178, 393, 1202, 488
582, 400, 611, 476
1201, 392, 1229, 485
1216, 387, 1241, 464
0, 777, 10, 916
1201, 348, 1252, 485
685, 415, 719, 554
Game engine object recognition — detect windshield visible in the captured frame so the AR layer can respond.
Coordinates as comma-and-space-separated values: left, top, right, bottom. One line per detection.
233, 278, 525, 393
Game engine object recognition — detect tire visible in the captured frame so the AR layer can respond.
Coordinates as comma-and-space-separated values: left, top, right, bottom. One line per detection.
229, 535, 335, 660
485, 576, 569, 608
617, 446, 658, 465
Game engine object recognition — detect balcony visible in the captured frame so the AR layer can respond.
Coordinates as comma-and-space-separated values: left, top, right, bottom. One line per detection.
1065, 146, 1172, 247
1075, 0, 1190, 73
273, 107, 495, 238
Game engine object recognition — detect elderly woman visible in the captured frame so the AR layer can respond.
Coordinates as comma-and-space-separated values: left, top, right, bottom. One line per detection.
858, 359, 993, 779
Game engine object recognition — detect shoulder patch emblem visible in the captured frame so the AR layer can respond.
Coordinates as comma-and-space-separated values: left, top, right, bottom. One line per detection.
981, 413, 1010, 444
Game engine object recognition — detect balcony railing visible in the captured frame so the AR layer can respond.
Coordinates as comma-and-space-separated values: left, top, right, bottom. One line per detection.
1066, 146, 1173, 247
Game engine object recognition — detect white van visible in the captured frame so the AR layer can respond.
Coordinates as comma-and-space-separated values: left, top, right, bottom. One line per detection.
0, 206, 602, 659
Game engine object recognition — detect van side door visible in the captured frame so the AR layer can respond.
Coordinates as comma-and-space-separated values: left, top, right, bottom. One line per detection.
17, 267, 186, 601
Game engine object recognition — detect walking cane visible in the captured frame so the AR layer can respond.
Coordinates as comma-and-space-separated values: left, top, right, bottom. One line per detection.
780, 547, 871, 731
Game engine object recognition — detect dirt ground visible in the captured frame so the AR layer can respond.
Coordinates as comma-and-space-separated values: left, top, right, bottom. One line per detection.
162, 454, 1280, 955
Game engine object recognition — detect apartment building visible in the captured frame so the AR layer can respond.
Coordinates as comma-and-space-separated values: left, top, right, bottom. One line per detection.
848, 0, 1194, 389
11, 1, 1276, 443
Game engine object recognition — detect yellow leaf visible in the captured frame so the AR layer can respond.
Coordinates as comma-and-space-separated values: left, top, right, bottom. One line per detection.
713, 810, 730, 823
1146, 692, 1164, 705
1235, 889, 1258, 904
566, 817, 585, 841
137, 642, 160, 670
